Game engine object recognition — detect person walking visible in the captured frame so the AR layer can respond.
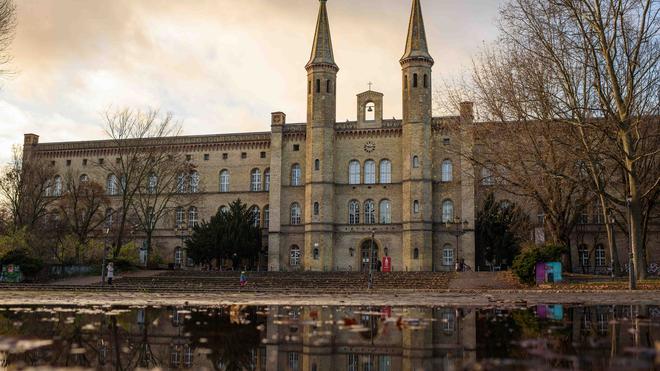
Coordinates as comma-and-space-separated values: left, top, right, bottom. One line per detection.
106, 262, 114, 285
239, 271, 248, 287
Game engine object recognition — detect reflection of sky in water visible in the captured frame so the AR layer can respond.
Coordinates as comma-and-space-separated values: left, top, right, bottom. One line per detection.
0, 305, 658, 370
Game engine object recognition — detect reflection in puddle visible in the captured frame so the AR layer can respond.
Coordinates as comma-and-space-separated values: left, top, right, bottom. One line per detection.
0, 304, 657, 370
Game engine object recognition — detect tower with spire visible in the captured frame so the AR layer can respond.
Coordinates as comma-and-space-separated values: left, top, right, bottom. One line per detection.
400, 0, 434, 271
304, 0, 338, 271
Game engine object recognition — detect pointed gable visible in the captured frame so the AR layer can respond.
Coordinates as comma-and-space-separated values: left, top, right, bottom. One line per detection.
400, 0, 434, 64
306, 0, 338, 70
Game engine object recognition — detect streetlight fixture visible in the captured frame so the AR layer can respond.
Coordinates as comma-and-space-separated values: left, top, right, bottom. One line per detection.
626, 196, 636, 290
446, 217, 469, 271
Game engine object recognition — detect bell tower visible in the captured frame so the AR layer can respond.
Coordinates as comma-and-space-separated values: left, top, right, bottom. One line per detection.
304, 0, 338, 271
400, 0, 434, 271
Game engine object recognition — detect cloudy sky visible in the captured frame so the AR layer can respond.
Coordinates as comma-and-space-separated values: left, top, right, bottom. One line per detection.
0, 0, 504, 164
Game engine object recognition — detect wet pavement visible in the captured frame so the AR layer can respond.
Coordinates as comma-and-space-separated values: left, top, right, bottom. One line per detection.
0, 303, 658, 370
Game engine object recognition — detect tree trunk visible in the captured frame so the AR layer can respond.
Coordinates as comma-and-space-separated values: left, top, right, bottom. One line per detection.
599, 194, 620, 276
622, 129, 646, 279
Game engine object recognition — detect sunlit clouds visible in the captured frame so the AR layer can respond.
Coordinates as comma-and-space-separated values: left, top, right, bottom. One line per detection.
0, 0, 503, 163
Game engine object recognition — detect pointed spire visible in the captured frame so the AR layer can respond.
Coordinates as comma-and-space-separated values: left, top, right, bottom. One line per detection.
400, 0, 434, 65
306, 0, 338, 71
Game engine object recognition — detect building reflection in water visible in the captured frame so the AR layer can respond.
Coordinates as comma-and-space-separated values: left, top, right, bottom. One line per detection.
0, 304, 658, 370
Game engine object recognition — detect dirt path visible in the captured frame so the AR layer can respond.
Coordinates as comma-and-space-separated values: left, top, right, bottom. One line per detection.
47, 270, 162, 286
1, 289, 658, 307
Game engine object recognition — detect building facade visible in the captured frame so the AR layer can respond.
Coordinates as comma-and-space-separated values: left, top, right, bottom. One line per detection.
21, 0, 657, 274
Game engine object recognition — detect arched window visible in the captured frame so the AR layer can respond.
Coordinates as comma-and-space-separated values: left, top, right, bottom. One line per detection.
189, 171, 200, 193
412, 155, 420, 168
578, 244, 589, 266
348, 200, 360, 224
263, 205, 269, 228
290, 245, 301, 267
404, 74, 408, 89
147, 173, 158, 193
379, 199, 391, 224
423, 74, 428, 88
315, 79, 321, 93
443, 244, 454, 266
348, 160, 361, 184
364, 160, 376, 184
441, 160, 453, 182
313, 202, 320, 216
188, 207, 198, 228
250, 169, 262, 192
175, 207, 184, 227
79, 174, 89, 183
107, 174, 117, 195
365, 102, 375, 121
326, 80, 331, 93
380, 160, 392, 183
291, 164, 302, 186
119, 175, 127, 194
313, 248, 320, 260
413, 73, 418, 88
413, 200, 420, 213
413, 248, 419, 260
52, 175, 62, 196
442, 200, 454, 223
219, 205, 228, 214
481, 166, 495, 185
264, 169, 270, 191
595, 244, 606, 266
290, 202, 301, 225
314, 159, 320, 171
177, 173, 186, 193
105, 208, 114, 229
364, 200, 375, 224
250, 206, 260, 227
308, 80, 311, 95
174, 247, 183, 266
219, 170, 230, 192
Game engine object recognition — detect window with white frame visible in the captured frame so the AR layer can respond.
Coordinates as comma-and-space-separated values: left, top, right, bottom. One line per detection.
441, 159, 453, 182
53, 175, 62, 196
442, 200, 454, 223
263, 205, 269, 228
481, 166, 495, 185
349, 200, 360, 224
250, 169, 262, 192
578, 245, 589, 266
79, 174, 89, 183
188, 207, 198, 228
264, 169, 270, 191
413, 200, 420, 213
379, 199, 391, 224
147, 173, 157, 193
174, 247, 183, 265
364, 160, 376, 184
290, 246, 301, 267
412, 155, 420, 168
290, 202, 301, 225
364, 200, 376, 224
380, 159, 392, 184
291, 164, 302, 186
189, 171, 200, 193
349, 160, 360, 184
250, 206, 260, 227
219, 170, 230, 192
443, 245, 454, 266
177, 173, 186, 193
595, 244, 606, 266
175, 207, 184, 227
219, 205, 228, 214
107, 174, 117, 195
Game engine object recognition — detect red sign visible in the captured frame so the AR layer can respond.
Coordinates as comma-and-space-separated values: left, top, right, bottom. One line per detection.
7, 264, 13, 273
382, 256, 392, 272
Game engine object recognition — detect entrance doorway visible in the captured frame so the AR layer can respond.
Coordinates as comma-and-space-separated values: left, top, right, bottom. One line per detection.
360, 239, 379, 272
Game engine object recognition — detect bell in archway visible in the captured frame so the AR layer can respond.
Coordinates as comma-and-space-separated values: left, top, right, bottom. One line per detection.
367, 105, 374, 112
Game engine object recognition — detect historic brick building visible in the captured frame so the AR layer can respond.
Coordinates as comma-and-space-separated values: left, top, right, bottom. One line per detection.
20, 0, 657, 274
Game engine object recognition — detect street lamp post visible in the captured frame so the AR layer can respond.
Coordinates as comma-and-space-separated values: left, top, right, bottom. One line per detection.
608, 211, 616, 279
101, 228, 109, 285
446, 217, 469, 271
368, 229, 375, 289
626, 196, 636, 290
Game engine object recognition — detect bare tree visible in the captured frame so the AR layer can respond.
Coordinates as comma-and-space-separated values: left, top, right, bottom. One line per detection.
97, 108, 181, 258
442, 0, 659, 278
0, 146, 57, 231
55, 170, 110, 262
0, 0, 15, 78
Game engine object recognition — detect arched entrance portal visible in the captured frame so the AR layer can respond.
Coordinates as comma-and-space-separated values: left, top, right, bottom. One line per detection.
360, 239, 379, 272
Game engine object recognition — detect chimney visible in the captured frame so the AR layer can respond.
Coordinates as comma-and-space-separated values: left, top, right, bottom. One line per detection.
271, 112, 286, 127
24, 133, 39, 146
459, 102, 474, 122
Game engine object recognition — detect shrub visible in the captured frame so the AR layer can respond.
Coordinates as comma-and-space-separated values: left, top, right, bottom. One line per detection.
0, 249, 44, 279
512, 244, 567, 285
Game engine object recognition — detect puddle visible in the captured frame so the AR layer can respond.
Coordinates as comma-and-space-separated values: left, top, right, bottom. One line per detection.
0, 304, 658, 370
